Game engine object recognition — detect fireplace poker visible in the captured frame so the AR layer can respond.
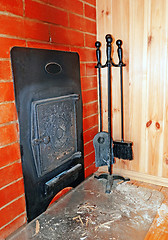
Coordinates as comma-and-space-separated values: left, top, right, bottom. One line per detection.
105, 34, 113, 192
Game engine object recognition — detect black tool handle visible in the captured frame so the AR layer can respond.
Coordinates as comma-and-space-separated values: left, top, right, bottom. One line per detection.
116, 39, 123, 65
116, 39, 124, 141
95, 41, 102, 131
106, 34, 112, 64
95, 41, 101, 67
105, 34, 113, 175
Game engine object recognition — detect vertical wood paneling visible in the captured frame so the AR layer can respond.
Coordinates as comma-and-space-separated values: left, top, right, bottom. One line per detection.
97, 0, 112, 131
147, 0, 167, 176
111, 0, 130, 170
97, 0, 168, 179
127, 0, 145, 172
162, 1, 168, 178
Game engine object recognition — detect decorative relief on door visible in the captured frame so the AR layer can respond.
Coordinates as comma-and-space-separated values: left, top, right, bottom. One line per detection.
31, 94, 81, 177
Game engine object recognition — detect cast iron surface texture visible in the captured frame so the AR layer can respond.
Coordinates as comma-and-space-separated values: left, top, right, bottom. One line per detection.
10, 47, 84, 222
7, 176, 164, 240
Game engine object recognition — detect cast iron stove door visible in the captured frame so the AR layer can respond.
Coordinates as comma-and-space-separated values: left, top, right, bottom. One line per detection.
31, 94, 81, 177
11, 47, 84, 222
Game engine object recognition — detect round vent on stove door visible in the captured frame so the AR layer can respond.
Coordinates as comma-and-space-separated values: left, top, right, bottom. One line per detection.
45, 62, 62, 75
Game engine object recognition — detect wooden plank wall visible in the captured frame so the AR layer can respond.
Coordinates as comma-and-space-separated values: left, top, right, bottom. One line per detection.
96, 0, 168, 182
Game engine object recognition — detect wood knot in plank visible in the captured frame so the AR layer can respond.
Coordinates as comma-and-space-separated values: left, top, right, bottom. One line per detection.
155, 122, 160, 130
146, 120, 152, 128
148, 35, 152, 47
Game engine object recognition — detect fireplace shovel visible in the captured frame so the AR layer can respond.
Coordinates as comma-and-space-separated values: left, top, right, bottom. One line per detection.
93, 35, 116, 193
93, 40, 114, 169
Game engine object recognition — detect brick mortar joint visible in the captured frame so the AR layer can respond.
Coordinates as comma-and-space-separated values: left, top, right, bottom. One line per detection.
80, 0, 96, 8
84, 138, 94, 146
0, 211, 27, 231
82, 87, 97, 92
83, 124, 98, 133
0, 2, 96, 23
0, 159, 22, 171
0, 10, 96, 28
33, 0, 96, 18
83, 99, 98, 106
0, 194, 25, 212
0, 177, 23, 192
84, 150, 95, 158
83, 112, 98, 120
0, 33, 97, 48
0, 140, 20, 149
84, 161, 96, 169
0, 120, 18, 128
0, 101, 15, 105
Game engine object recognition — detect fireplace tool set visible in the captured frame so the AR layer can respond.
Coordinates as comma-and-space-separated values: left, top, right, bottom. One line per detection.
93, 34, 133, 193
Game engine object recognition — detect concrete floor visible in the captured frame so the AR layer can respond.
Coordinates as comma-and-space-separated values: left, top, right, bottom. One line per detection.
7, 175, 164, 240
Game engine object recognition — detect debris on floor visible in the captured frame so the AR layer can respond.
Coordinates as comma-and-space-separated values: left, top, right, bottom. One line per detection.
7, 176, 164, 240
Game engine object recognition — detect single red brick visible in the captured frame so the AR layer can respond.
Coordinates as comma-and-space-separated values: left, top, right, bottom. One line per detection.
0, 14, 24, 38
84, 151, 95, 168
49, 187, 72, 206
25, 0, 68, 27
86, 62, 97, 76
48, 0, 83, 15
27, 41, 52, 50
83, 125, 98, 143
70, 47, 96, 62
69, 13, 96, 34
82, 89, 97, 104
81, 76, 97, 90
83, 114, 98, 131
51, 44, 70, 52
80, 63, 86, 77
0, 14, 49, 41
0, 0, 23, 16
37, 0, 48, 3
0, 82, 15, 102
0, 179, 24, 208
50, 25, 84, 47
0, 143, 21, 168
27, 41, 70, 52
0, 213, 26, 239
85, 163, 98, 179
85, 34, 97, 48
83, 0, 96, 6
83, 101, 98, 118
84, 140, 94, 156
0, 103, 17, 125
0, 196, 26, 229
0, 162, 23, 189
0, 123, 19, 147
85, 4, 96, 20
24, 19, 50, 42
0, 38, 26, 58
0, 61, 12, 80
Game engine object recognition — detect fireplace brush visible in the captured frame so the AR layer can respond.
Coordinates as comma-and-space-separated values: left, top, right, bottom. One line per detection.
93, 34, 130, 193
113, 40, 133, 160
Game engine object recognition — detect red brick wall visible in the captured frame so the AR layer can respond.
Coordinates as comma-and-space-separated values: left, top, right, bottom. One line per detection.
0, 0, 98, 238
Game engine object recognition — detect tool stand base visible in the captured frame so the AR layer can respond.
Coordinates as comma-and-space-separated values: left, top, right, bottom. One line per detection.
94, 173, 130, 193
